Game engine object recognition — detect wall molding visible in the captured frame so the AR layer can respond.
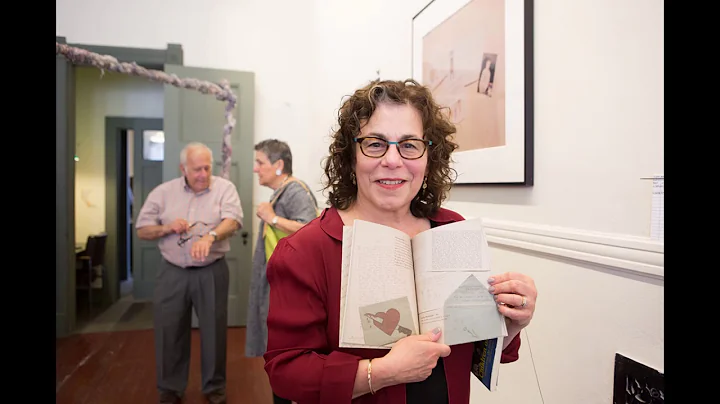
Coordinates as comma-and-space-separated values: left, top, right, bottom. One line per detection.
444, 204, 664, 280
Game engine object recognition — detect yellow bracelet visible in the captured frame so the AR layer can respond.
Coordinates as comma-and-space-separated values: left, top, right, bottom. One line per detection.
367, 359, 376, 395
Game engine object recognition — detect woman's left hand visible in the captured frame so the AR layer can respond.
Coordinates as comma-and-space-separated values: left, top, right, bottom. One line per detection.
257, 202, 276, 224
488, 272, 537, 330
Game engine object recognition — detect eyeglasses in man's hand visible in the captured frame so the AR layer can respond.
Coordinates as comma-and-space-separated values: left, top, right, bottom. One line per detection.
177, 221, 212, 246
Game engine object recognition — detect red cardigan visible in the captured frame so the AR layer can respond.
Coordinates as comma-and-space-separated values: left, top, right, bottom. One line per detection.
264, 207, 520, 404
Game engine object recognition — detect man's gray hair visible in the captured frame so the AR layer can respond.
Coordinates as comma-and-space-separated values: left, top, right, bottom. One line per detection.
180, 142, 214, 167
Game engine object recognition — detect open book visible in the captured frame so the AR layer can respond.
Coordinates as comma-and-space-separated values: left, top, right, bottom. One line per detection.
339, 217, 508, 391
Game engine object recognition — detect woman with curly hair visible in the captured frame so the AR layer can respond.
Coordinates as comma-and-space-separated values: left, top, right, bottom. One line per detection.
263, 79, 538, 404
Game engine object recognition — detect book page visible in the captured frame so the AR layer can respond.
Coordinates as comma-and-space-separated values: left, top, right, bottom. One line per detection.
339, 220, 420, 349
411, 218, 507, 346
341, 226, 384, 348
339, 226, 353, 345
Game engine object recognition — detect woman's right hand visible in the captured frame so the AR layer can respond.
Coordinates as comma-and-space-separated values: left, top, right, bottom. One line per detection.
373, 328, 451, 387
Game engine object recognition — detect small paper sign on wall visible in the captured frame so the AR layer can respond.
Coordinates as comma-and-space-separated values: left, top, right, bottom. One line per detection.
650, 175, 663, 241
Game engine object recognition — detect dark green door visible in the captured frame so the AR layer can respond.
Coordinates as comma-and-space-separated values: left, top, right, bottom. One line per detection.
131, 119, 165, 300
163, 65, 255, 327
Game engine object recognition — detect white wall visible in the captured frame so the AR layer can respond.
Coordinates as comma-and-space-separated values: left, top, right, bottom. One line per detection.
74, 67, 164, 244
58, 0, 664, 402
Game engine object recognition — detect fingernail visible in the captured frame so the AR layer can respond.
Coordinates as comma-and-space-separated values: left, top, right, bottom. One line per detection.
487, 277, 495, 283
488, 286, 495, 293
432, 327, 441, 335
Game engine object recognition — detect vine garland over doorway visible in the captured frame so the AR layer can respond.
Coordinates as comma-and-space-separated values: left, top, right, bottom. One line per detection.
56, 42, 237, 179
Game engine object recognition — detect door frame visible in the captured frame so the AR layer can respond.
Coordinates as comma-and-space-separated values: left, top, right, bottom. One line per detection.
105, 117, 164, 307
56, 35, 183, 338
56, 37, 76, 339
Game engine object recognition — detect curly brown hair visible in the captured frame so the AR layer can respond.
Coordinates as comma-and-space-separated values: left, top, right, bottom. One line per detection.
321, 78, 458, 218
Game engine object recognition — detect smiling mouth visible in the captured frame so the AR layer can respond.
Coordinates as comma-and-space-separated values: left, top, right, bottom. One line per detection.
376, 179, 406, 185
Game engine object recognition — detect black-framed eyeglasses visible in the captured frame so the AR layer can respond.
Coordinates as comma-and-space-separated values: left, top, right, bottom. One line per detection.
354, 136, 432, 160
177, 221, 211, 246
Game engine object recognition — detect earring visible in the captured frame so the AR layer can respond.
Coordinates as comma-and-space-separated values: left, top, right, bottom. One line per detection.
421, 176, 431, 203
276, 169, 282, 176
351, 172, 356, 185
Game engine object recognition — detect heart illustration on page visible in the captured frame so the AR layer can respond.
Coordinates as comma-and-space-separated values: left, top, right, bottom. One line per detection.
358, 297, 414, 346
370, 308, 400, 336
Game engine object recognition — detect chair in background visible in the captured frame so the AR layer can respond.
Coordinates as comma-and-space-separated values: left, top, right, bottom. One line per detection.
75, 232, 108, 316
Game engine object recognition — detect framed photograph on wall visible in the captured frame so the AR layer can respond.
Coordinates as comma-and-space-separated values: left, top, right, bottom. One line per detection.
412, 0, 534, 185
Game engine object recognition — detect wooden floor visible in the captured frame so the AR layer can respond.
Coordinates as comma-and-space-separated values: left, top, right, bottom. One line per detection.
56, 327, 273, 404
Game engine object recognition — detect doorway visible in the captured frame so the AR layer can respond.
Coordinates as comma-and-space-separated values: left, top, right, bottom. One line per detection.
73, 118, 163, 334
105, 118, 164, 301
95, 117, 164, 333
71, 64, 167, 332
56, 37, 182, 337
57, 37, 256, 338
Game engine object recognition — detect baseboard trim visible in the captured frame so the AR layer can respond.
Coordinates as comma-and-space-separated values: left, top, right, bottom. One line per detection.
443, 204, 664, 280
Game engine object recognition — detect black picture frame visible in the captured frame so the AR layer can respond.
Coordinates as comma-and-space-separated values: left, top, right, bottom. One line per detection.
411, 0, 534, 186
613, 353, 664, 404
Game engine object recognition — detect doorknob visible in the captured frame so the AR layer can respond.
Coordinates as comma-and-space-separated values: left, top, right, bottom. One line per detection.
241, 231, 249, 245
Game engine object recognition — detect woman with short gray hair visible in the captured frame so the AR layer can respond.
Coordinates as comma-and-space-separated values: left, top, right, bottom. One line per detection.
245, 139, 318, 353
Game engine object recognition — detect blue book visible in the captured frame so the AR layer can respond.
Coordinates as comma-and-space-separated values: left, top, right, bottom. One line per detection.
471, 336, 503, 391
